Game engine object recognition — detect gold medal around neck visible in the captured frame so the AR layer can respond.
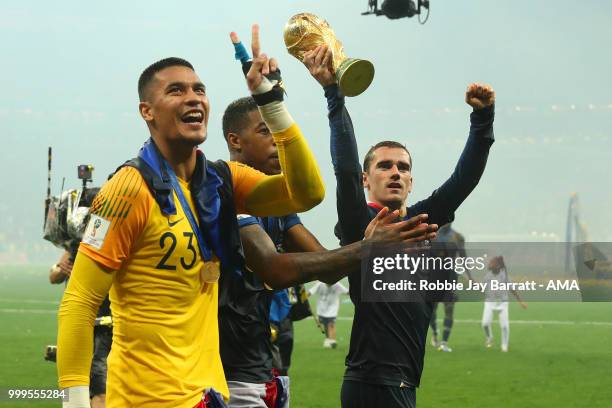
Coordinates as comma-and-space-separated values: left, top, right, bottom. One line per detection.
200, 260, 221, 283
284, 13, 375, 97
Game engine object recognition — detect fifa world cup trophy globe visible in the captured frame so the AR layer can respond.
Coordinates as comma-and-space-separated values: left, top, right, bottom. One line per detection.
283, 13, 375, 97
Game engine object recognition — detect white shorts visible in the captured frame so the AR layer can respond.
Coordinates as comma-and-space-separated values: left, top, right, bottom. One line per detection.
227, 378, 290, 408
482, 301, 509, 326
227, 381, 267, 408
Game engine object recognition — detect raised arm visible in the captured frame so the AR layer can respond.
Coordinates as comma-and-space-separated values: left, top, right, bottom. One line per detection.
241, 119, 324, 215
302, 45, 371, 245
410, 83, 496, 226
229, 26, 324, 216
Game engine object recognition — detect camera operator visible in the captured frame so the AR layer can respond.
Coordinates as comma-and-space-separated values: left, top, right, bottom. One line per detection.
48, 186, 111, 408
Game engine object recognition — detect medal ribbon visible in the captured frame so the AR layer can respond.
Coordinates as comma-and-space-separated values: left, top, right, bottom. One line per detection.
161, 159, 212, 263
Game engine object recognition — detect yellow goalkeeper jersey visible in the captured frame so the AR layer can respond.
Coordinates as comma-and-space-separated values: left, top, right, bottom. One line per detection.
58, 123, 325, 407
78, 164, 265, 407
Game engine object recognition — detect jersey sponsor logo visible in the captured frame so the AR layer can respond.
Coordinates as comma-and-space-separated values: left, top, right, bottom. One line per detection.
167, 217, 184, 228
82, 215, 111, 249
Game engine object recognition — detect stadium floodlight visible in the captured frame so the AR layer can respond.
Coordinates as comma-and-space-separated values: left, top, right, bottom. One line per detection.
362, 0, 430, 24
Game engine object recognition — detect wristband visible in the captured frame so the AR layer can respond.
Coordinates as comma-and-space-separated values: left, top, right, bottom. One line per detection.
62, 386, 89, 408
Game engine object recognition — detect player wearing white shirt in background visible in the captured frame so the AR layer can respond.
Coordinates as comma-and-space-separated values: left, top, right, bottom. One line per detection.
482, 256, 528, 352
309, 282, 349, 348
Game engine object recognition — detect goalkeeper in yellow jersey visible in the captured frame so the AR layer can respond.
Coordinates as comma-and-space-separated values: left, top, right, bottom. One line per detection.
57, 25, 325, 408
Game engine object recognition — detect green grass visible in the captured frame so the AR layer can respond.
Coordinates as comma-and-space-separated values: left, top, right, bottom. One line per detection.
0, 266, 64, 407
1, 266, 611, 407
291, 299, 612, 408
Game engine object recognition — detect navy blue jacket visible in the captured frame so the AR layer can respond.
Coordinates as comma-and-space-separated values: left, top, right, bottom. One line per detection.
218, 214, 301, 383
326, 84, 494, 387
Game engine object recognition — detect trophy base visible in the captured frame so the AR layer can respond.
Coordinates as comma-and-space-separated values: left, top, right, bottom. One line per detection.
336, 58, 375, 97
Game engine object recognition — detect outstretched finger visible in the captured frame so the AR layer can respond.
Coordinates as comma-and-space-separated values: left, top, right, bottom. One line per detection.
402, 229, 433, 243
366, 206, 388, 239
400, 213, 429, 231
372, 206, 389, 222
403, 223, 438, 242
380, 209, 400, 225
398, 222, 430, 240
251, 24, 261, 58
231, 31, 251, 64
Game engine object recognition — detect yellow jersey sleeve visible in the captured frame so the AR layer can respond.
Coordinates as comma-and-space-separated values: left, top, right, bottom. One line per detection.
228, 123, 325, 216
227, 161, 267, 214
79, 166, 152, 270
57, 254, 113, 388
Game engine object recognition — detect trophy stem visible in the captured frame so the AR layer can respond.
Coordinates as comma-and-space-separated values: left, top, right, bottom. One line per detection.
336, 58, 375, 97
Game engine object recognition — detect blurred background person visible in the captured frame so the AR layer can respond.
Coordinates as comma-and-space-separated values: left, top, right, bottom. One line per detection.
482, 256, 528, 352
309, 281, 349, 349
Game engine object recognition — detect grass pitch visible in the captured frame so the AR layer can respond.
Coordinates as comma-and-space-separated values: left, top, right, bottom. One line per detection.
1, 266, 611, 407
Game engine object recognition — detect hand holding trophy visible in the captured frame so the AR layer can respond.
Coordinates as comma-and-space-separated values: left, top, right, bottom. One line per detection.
284, 13, 374, 96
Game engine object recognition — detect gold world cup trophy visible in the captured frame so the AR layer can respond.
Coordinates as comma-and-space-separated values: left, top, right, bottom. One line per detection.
283, 13, 375, 97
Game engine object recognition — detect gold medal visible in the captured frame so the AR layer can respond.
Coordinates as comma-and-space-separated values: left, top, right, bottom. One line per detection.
200, 260, 221, 283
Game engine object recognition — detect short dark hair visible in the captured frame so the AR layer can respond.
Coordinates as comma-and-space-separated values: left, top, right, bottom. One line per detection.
222, 96, 259, 141
138, 57, 194, 101
363, 141, 412, 173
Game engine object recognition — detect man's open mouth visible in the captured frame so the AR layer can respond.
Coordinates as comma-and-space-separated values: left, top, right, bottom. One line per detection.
387, 182, 402, 189
181, 110, 204, 124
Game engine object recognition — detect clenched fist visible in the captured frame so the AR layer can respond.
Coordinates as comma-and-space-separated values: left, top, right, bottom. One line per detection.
465, 83, 495, 110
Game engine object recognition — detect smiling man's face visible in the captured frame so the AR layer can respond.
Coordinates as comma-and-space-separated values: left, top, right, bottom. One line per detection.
363, 146, 413, 209
140, 65, 210, 148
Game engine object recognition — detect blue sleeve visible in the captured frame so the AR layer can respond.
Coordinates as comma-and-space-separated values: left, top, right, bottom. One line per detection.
408, 105, 495, 226
237, 214, 260, 229
325, 84, 371, 246
282, 214, 302, 232
269, 290, 292, 325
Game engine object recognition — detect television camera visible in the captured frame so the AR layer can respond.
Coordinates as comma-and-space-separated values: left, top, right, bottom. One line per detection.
43, 147, 98, 253
362, 0, 430, 23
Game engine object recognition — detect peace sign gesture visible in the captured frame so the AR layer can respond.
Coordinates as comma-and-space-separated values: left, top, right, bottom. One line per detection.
230, 24, 279, 93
